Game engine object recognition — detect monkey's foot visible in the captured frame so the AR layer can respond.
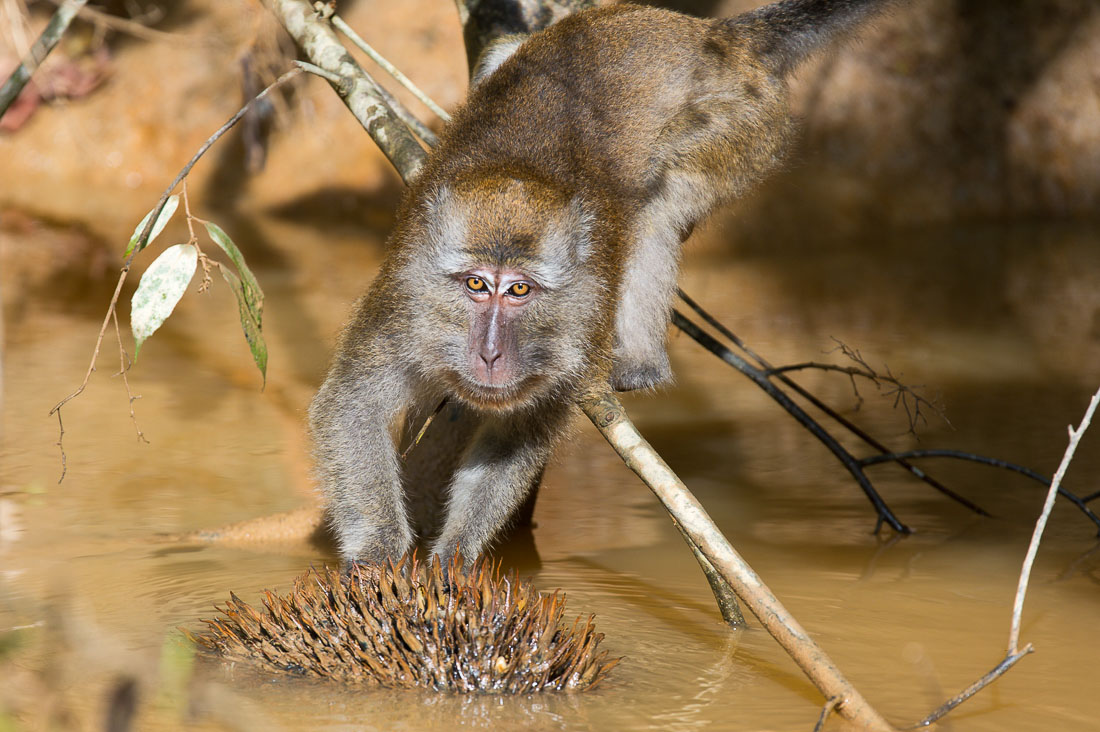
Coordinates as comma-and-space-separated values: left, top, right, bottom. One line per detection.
609, 359, 673, 392
335, 523, 415, 568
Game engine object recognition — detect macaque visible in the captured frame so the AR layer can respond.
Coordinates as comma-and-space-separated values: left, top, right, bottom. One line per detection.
311, 1, 893, 564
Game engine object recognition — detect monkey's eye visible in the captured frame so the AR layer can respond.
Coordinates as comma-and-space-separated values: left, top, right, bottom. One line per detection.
508, 282, 531, 297
465, 276, 487, 292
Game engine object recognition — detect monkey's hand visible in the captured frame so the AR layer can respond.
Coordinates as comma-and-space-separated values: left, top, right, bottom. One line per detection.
309, 360, 416, 565
430, 402, 571, 560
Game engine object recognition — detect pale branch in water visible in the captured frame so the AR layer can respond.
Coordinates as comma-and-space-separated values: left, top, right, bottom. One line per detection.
579, 392, 897, 732
1008, 386, 1099, 655
48, 67, 303, 481
0, 0, 87, 117
908, 385, 1100, 728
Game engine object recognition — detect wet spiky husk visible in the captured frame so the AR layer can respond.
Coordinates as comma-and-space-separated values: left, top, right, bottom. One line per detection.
190, 555, 619, 693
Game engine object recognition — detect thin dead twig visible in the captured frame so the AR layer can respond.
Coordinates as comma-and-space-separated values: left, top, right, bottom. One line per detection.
400, 398, 448, 460
908, 385, 1099, 728
859, 449, 1100, 533
49, 265, 130, 481
672, 308, 911, 534
813, 696, 841, 732
909, 648, 1032, 729
332, 14, 451, 122
111, 308, 146, 444
1009, 386, 1100, 654
832, 337, 949, 433
180, 183, 214, 292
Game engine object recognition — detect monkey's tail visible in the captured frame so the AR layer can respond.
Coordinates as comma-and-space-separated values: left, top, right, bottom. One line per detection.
727, 0, 898, 77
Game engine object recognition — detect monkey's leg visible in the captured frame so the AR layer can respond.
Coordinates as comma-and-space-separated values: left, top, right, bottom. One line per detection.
430, 402, 570, 560
309, 364, 416, 565
610, 192, 693, 392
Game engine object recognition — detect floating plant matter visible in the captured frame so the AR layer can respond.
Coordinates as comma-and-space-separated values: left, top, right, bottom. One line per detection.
191, 555, 618, 693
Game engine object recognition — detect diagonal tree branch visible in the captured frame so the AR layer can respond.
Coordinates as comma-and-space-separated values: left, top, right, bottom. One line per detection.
579, 392, 897, 731
262, 0, 428, 184
0, 0, 87, 118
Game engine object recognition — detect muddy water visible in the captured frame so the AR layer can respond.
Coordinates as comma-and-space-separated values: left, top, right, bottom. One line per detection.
2, 215, 1099, 731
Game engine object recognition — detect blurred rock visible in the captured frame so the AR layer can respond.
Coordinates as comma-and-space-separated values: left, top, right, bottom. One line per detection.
1, 0, 1097, 248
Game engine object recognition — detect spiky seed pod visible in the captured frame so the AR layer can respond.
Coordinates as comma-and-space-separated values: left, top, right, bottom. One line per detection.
189, 555, 619, 693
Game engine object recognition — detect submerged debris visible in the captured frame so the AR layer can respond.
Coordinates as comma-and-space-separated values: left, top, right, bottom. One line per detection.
190, 555, 619, 693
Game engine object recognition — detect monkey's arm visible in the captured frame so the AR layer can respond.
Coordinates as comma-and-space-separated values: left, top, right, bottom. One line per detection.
431, 400, 573, 560
309, 339, 416, 564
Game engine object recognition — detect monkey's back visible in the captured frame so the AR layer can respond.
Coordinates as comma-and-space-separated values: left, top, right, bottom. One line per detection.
430, 4, 788, 206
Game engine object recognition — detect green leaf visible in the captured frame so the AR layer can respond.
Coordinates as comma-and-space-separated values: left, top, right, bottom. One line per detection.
221, 266, 268, 385
130, 243, 197, 358
204, 221, 264, 321
125, 195, 180, 257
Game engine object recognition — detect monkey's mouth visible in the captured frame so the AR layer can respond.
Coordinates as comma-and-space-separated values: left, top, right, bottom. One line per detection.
450, 374, 542, 411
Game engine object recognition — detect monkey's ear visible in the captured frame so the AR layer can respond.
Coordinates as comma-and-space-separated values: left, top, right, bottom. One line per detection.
470, 34, 528, 87
421, 185, 470, 274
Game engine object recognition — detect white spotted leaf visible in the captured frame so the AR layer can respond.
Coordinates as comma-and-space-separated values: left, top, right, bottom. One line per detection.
125, 195, 179, 258
130, 243, 197, 358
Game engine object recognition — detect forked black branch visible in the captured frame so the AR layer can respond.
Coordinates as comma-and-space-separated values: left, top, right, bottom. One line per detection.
675, 288, 1100, 533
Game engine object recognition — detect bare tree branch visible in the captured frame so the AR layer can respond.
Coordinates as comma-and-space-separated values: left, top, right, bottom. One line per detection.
262, 0, 427, 184
907, 385, 1099, 728
676, 289, 988, 518
672, 309, 911, 534
1009, 386, 1099, 654
860, 450, 1100, 532
332, 14, 451, 122
580, 392, 897, 732
0, 0, 87, 118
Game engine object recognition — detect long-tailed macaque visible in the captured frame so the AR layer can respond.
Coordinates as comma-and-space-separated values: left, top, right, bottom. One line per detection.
311, 1, 893, 564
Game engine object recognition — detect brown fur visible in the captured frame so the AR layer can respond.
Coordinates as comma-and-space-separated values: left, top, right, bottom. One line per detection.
311, 1, 894, 564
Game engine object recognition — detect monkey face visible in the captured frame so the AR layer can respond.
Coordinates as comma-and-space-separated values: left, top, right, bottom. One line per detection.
450, 265, 547, 407
399, 176, 608, 412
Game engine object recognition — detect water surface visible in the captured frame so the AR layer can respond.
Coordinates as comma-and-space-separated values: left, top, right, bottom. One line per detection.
2, 215, 1098, 730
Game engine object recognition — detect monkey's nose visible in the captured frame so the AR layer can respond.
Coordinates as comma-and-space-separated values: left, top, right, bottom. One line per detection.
480, 348, 502, 371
